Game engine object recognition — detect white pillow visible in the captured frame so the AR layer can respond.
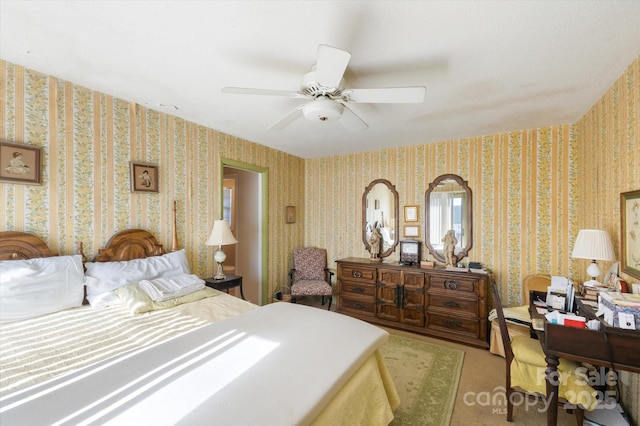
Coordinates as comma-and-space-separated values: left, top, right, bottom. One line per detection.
0, 255, 85, 323
84, 249, 191, 308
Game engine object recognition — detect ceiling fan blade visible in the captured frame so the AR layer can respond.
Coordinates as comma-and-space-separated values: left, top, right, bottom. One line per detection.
344, 87, 426, 103
340, 105, 368, 132
267, 105, 305, 130
222, 87, 305, 98
315, 44, 351, 88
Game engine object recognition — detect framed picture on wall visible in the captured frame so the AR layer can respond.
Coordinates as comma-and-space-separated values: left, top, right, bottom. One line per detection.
404, 205, 419, 222
621, 190, 640, 279
130, 162, 159, 193
0, 140, 42, 185
404, 225, 420, 238
286, 206, 296, 224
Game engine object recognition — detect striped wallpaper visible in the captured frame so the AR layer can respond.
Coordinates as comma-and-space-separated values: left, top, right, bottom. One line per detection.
304, 127, 577, 306
2, 55, 639, 423
575, 56, 640, 420
0, 60, 306, 302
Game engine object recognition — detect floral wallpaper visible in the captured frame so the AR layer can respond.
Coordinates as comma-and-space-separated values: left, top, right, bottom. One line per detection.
0, 60, 306, 303
575, 55, 639, 424
305, 126, 578, 306
1, 54, 639, 422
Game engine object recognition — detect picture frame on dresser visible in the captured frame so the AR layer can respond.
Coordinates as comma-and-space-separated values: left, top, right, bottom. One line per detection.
0, 140, 42, 185
621, 190, 640, 279
130, 162, 159, 193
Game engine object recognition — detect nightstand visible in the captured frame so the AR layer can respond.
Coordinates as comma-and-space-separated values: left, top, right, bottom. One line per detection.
204, 274, 245, 300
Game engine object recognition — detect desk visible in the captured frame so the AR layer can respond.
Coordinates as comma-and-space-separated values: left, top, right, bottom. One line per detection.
529, 294, 640, 425
204, 274, 245, 300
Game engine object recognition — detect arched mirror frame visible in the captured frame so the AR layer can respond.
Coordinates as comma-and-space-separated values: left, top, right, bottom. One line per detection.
424, 174, 473, 263
362, 179, 399, 258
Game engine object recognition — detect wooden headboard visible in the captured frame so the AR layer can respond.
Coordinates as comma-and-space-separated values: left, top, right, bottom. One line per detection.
0, 231, 54, 260
93, 229, 166, 262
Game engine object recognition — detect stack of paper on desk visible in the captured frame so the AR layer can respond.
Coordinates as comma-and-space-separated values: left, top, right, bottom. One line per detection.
546, 276, 574, 311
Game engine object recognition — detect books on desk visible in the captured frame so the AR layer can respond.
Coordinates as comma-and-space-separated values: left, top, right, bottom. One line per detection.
581, 283, 608, 301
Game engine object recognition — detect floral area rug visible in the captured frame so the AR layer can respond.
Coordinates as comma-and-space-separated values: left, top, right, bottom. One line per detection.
379, 334, 465, 426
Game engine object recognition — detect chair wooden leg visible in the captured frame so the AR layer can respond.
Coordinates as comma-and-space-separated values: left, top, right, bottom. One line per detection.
291, 297, 297, 303
574, 407, 584, 426
506, 387, 514, 422
326, 296, 332, 310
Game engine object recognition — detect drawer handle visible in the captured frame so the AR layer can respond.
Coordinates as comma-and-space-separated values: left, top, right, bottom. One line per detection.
444, 280, 459, 290
352, 302, 365, 309
352, 270, 363, 279
444, 319, 462, 328
352, 286, 365, 293
443, 300, 460, 308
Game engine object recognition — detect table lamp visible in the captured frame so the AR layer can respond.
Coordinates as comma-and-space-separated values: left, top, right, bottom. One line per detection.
571, 229, 615, 286
206, 219, 238, 280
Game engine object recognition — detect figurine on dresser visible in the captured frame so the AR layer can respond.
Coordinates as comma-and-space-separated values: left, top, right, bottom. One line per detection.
369, 226, 382, 259
442, 230, 458, 266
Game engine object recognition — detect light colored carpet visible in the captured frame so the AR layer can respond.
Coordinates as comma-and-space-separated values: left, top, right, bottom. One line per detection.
379, 334, 464, 426
296, 297, 578, 425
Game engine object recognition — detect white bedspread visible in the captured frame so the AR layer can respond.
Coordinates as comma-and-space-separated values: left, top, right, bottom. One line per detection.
0, 302, 389, 425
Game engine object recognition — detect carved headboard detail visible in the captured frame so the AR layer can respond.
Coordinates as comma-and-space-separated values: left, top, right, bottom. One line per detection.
93, 229, 166, 262
0, 231, 54, 260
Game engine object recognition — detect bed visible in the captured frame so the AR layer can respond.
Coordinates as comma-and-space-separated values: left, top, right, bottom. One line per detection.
0, 229, 399, 425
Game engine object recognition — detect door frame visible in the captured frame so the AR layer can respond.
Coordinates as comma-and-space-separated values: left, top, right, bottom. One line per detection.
219, 158, 269, 304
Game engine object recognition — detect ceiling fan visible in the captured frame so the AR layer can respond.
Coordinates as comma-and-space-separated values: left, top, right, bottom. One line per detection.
221, 44, 426, 132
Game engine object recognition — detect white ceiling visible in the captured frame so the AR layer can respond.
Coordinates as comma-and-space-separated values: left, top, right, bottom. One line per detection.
1, 1, 639, 159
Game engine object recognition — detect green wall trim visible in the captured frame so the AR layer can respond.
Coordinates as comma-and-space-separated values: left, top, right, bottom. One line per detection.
220, 158, 270, 304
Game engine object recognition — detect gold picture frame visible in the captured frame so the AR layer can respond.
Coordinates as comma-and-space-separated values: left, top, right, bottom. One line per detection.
404, 225, 420, 238
404, 205, 419, 222
0, 140, 42, 185
286, 206, 296, 224
621, 190, 640, 279
130, 162, 159, 193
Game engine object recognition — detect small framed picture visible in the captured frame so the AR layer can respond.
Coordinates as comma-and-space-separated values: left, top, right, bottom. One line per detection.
286, 206, 296, 224
404, 205, 419, 222
130, 162, 159, 193
621, 190, 640, 279
0, 140, 42, 185
404, 225, 420, 237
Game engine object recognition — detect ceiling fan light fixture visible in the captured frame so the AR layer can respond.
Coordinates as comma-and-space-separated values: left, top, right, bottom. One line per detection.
303, 97, 344, 122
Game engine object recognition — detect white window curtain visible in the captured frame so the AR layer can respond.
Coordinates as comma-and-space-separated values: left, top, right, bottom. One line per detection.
430, 192, 454, 245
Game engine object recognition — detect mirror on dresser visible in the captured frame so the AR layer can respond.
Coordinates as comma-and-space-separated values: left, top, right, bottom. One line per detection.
424, 174, 473, 264
362, 179, 399, 258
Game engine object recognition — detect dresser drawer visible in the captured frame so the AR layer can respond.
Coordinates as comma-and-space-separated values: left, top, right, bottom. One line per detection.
340, 294, 376, 315
341, 281, 376, 298
338, 264, 377, 284
428, 275, 481, 295
426, 311, 482, 337
427, 292, 479, 316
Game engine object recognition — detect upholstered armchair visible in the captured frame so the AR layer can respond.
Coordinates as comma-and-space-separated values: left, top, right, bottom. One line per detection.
289, 247, 334, 310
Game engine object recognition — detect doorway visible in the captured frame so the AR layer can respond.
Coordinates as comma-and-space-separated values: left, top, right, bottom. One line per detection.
221, 159, 268, 305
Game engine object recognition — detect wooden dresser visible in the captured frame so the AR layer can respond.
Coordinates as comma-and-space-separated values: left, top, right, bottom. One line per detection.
336, 257, 490, 348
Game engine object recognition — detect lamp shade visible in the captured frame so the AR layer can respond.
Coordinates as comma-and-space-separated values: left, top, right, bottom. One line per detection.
206, 219, 238, 246
571, 229, 615, 261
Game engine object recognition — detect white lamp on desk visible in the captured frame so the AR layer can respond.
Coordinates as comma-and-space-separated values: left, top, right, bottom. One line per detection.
206, 219, 238, 280
571, 229, 615, 286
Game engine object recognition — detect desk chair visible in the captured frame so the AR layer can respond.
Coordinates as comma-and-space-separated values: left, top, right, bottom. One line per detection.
489, 274, 551, 357
491, 281, 597, 424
